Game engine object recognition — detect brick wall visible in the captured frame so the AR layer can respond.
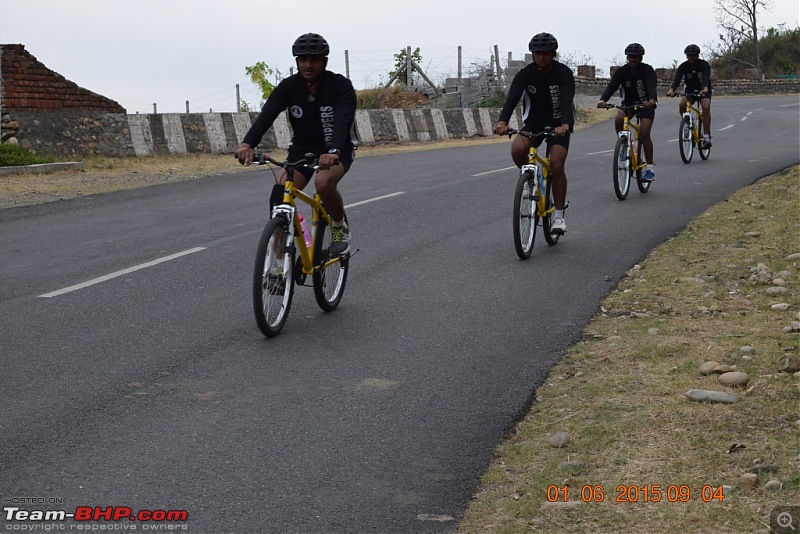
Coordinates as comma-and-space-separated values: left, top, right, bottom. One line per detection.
0, 44, 125, 113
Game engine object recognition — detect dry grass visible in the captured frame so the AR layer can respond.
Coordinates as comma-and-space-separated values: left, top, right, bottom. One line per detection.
456, 166, 800, 534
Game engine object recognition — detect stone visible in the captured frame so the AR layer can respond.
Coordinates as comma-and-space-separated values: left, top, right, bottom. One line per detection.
743, 231, 761, 237
699, 361, 721, 375
548, 431, 570, 448
777, 355, 800, 373
786, 253, 800, 260
740, 346, 755, 353
771, 303, 790, 311
719, 371, 750, 387
712, 364, 736, 373
765, 480, 783, 491
766, 287, 788, 295
736, 473, 758, 490
683, 389, 738, 404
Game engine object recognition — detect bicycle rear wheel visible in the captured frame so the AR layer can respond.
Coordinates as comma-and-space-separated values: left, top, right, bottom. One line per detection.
698, 124, 711, 160
253, 217, 295, 337
679, 116, 693, 164
635, 137, 650, 193
512, 171, 537, 259
312, 217, 349, 311
612, 136, 631, 200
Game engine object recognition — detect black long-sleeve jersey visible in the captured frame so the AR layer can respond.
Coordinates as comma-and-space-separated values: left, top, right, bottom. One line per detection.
600, 63, 658, 105
498, 60, 575, 130
243, 71, 357, 155
670, 59, 713, 92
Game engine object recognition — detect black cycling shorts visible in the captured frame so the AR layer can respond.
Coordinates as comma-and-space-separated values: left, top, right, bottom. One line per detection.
288, 147, 354, 181
523, 125, 571, 152
624, 106, 656, 122
689, 90, 712, 103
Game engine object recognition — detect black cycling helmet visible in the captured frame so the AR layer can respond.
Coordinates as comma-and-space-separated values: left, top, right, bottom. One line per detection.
292, 33, 329, 56
625, 43, 645, 56
528, 33, 558, 52
684, 44, 701, 55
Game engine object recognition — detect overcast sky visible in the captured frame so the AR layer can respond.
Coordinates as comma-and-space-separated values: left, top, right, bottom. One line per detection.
3, 0, 797, 114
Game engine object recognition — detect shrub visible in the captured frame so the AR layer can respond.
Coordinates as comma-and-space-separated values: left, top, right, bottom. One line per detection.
0, 144, 54, 167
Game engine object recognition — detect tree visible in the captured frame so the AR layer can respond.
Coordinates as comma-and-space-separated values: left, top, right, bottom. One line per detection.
389, 47, 422, 86
712, 0, 775, 76
245, 61, 277, 104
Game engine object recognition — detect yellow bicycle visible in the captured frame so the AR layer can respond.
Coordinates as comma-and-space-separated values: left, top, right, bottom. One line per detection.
507, 128, 560, 259
250, 153, 349, 337
675, 91, 711, 163
604, 103, 651, 200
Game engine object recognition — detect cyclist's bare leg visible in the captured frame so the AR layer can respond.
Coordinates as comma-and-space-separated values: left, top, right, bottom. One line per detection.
548, 144, 568, 211
315, 165, 346, 222
614, 111, 625, 133
511, 133, 531, 168
639, 117, 654, 165
700, 97, 711, 135
678, 96, 689, 116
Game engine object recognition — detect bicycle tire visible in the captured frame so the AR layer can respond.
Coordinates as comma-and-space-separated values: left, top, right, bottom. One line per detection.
679, 116, 693, 164
512, 171, 537, 259
312, 217, 349, 311
698, 123, 711, 160
612, 136, 631, 200
541, 174, 559, 245
635, 137, 650, 193
253, 216, 295, 337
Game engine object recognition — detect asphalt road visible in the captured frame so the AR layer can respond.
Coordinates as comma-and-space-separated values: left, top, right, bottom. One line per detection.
1, 95, 798, 533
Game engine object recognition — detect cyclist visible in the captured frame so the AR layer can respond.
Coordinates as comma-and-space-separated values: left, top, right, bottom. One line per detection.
495, 32, 575, 234
597, 43, 658, 181
667, 44, 713, 148
236, 33, 357, 256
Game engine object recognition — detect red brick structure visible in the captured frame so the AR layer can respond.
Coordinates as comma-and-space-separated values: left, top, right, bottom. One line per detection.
0, 44, 125, 113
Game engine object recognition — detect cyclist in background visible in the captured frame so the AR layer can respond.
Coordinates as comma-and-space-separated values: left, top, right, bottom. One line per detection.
236, 33, 357, 256
495, 32, 575, 234
597, 43, 658, 181
667, 44, 713, 148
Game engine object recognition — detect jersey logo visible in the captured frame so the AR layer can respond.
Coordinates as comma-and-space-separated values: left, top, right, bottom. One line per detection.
290, 105, 303, 119
527, 85, 537, 95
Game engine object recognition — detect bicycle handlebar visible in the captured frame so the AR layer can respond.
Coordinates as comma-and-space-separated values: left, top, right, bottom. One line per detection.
245, 151, 338, 169
505, 126, 556, 139
601, 102, 648, 111
672, 90, 704, 98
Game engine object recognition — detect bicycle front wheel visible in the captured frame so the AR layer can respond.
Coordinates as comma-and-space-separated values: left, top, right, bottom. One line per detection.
635, 137, 650, 193
612, 136, 631, 200
312, 217, 349, 311
679, 116, 693, 164
542, 180, 560, 246
253, 217, 295, 337
698, 125, 711, 160
512, 171, 537, 259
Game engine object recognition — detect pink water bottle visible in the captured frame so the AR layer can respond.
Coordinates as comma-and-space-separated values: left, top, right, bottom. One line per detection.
298, 213, 312, 248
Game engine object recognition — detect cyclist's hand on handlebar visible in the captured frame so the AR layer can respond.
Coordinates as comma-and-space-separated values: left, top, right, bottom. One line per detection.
494, 121, 508, 136
554, 124, 569, 137
318, 152, 339, 170
236, 143, 254, 166
643, 99, 655, 109
667, 89, 676, 97
597, 100, 607, 109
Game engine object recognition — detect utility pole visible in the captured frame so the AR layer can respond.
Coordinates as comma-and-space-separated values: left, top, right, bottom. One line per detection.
494, 44, 502, 85
185, 100, 190, 113
236, 84, 241, 112
458, 46, 462, 81
345, 50, 350, 79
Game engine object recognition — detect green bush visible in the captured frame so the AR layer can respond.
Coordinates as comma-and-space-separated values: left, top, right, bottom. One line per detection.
0, 144, 54, 167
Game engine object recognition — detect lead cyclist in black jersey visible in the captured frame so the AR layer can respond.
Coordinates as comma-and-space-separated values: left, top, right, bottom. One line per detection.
495, 32, 575, 234
236, 33, 357, 256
